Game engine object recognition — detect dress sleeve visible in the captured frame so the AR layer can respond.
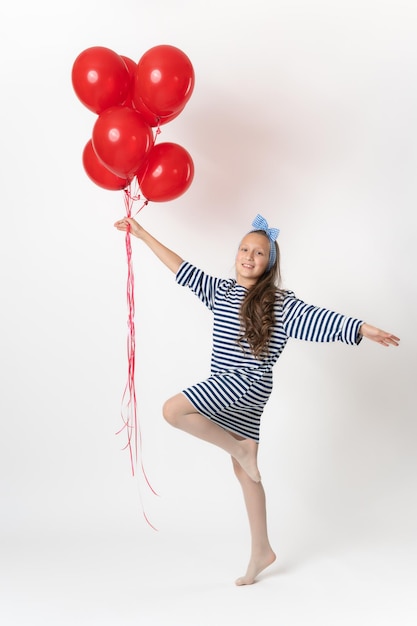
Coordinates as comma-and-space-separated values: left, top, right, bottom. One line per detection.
281, 291, 363, 345
175, 261, 223, 311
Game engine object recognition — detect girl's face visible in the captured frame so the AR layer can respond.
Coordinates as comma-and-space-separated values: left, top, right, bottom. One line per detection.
235, 232, 270, 287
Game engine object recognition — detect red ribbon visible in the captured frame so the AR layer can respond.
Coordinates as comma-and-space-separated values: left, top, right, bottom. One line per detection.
117, 182, 157, 529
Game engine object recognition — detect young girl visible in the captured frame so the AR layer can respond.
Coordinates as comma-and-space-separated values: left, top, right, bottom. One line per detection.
114, 214, 400, 586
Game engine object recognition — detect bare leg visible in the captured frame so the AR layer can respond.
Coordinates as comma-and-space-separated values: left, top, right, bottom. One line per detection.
232, 456, 276, 585
163, 393, 261, 482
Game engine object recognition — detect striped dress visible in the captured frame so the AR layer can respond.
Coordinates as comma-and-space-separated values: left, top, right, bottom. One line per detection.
176, 261, 363, 442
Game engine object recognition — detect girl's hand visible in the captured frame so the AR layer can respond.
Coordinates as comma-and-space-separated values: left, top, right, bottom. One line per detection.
113, 218, 183, 272
359, 323, 400, 347
114, 217, 144, 238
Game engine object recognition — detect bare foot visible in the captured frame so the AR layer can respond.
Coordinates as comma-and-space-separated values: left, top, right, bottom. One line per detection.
234, 439, 261, 482
235, 549, 276, 586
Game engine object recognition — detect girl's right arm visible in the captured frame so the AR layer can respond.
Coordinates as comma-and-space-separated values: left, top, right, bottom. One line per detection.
114, 217, 184, 274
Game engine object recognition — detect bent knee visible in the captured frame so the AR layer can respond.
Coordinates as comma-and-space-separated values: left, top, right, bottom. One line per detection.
162, 397, 180, 427
162, 393, 195, 428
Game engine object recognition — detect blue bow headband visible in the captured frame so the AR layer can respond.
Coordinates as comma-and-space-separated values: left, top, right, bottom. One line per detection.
250, 214, 280, 271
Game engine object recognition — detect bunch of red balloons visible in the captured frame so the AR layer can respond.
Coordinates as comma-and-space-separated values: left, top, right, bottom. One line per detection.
72, 45, 195, 202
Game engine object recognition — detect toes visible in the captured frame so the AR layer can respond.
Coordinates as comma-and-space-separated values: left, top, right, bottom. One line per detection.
235, 576, 254, 586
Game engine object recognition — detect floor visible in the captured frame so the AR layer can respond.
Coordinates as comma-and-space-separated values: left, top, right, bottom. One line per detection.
1, 527, 415, 626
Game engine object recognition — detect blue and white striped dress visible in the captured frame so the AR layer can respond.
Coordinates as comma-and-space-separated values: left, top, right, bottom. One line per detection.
176, 261, 363, 442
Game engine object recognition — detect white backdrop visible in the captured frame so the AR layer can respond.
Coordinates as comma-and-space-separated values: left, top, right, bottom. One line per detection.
1, 1, 416, 624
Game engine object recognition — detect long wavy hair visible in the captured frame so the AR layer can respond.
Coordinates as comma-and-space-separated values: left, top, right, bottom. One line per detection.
238, 231, 282, 358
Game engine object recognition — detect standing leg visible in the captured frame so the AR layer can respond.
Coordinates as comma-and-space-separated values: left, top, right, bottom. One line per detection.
232, 456, 276, 585
163, 393, 261, 482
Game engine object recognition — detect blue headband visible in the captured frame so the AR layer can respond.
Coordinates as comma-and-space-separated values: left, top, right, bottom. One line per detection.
250, 214, 280, 271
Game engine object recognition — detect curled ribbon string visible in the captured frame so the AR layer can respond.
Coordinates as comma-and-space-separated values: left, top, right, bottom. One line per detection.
116, 181, 158, 529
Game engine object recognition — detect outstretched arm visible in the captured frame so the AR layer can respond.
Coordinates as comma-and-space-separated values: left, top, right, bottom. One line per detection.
114, 217, 184, 274
282, 293, 400, 348
359, 323, 400, 347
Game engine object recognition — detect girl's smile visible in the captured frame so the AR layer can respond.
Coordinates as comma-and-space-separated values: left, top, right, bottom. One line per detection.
236, 232, 270, 287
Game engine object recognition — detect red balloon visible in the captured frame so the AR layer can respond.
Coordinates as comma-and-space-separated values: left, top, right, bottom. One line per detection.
133, 45, 194, 117
137, 142, 194, 202
121, 55, 179, 127
92, 106, 154, 178
82, 140, 131, 190
122, 55, 176, 125
72, 47, 130, 114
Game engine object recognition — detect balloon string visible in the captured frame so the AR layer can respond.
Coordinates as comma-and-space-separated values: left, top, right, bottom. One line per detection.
117, 183, 158, 529
154, 119, 162, 141
124, 178, 149, 217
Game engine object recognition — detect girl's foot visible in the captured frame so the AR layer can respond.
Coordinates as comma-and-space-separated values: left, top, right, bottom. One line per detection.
235, 549, 276, 586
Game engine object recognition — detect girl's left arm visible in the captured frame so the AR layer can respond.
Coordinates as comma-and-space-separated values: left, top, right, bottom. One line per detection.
281, 293, 400, 347
359, 323, 400, 347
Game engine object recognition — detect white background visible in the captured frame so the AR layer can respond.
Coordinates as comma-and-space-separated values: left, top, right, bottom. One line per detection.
0, 1, 416, 624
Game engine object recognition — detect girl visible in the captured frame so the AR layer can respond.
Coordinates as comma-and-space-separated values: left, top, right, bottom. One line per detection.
114, 214, 400, 586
